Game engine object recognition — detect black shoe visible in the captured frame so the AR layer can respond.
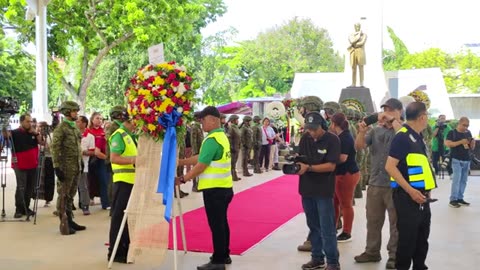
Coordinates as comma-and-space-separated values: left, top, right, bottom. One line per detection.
69, 220, 86, 231
449, 201, 461, 208
72, 205, 76, 211
27, 209, 35, 216
14, 212, 23, 218
301, 259, 326, 270
458, 199, 470, 206
337, 232, 352, 243
197, 262, 225, 270
209, 256, 232, 264
272, 164, 281, 170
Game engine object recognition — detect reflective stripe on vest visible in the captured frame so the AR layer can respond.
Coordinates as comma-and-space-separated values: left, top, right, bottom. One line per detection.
390, 127, 437, 190
198, 131, 233, 190
109, 128, 137, 184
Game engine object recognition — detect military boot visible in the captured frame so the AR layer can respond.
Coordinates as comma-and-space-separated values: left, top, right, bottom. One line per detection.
243, 170, 253, 177
59, 215, 76, 235
67, 212, 86, 231
272, 163, 281, 170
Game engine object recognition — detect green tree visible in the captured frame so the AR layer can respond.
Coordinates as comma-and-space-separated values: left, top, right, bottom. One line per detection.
0, 33, 34, 107
383, 26, 409, 71
2, 0, 226, 109
235, 17, 342, 98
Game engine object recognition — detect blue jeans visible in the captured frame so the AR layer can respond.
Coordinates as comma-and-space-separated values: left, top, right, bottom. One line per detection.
302, 196, 339, 265
96, 159, 110, 209
450, 158, 470, 201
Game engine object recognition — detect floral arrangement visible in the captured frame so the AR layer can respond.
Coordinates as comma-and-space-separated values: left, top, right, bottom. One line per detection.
408, 90, 431, 110
282, 98, 297, 118
126, 61, 196, 141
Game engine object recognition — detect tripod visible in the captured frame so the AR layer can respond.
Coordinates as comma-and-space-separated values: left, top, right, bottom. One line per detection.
0, 118, 29, 222
32, 133, 47, 224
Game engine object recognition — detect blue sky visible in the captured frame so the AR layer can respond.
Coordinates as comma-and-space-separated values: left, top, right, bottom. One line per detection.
203, 0, 480, 54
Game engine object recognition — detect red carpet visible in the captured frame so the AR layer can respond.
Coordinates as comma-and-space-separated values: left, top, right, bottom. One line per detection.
168, 175, 302, 255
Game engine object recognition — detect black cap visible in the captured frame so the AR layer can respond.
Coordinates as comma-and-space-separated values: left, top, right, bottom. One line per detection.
198, 106, 221, 119
381, 98, 403, 111
304, 112, 326, 130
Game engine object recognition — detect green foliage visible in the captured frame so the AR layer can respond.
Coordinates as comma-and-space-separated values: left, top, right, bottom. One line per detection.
383, 27, 480, 94
199, 17, 342, 105
1, 0, 226, 109
0, 33, 34, 107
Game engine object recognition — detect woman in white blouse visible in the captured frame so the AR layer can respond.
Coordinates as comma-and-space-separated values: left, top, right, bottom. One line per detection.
259, 118, 276, 172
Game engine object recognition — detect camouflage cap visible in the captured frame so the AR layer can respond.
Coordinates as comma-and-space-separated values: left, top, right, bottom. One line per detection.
253, 115, 261, 122
228, 114, 239, 121
340, 104, 348, 114
300, 96, 323, 112
345, 108, 355, 120
324, 101, 341, 114
59, 101, 80, 115
243, 115, 252, 122
109, 105, 128, 120
220, 113, 227, 119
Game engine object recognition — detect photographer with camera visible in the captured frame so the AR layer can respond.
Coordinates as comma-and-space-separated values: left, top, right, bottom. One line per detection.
11, 113, 43, 218
295, 112, 341, 270
354, 98, 403, 269
431, 114, 452, 175
445, 117, 475, 208
37, 121, 55, 207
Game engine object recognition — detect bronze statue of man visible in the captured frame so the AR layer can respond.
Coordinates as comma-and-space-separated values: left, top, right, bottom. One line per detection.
348, 23, 367, 87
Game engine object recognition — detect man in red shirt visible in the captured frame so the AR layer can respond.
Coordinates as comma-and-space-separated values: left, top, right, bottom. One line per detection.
11, 114, 42, 218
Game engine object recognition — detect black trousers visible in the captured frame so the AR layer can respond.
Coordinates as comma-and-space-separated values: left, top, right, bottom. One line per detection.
108, 181, 133, 259
13, 168, 36, 213
393, 189, 431, 270
203, 188, 234, 263
258, 144, 271, 170
43, 157, 55, 202
432, 151, 452, 175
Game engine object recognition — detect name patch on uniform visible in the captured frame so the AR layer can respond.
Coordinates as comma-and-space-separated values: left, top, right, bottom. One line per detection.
409, 134, 417, 143
318, 149, 327, 154
111, 142, 118, 147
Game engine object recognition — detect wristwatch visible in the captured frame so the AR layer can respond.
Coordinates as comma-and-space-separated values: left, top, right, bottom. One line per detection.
307, 164, 312, 172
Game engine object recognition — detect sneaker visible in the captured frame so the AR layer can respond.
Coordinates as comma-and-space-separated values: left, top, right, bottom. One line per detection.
354, 252, 381, 263
325, 265, 340, 270
337, 232, 352, 243
301, 259, 326, 270
297, 240, 312, 252
449, 201, 461, 208
83, 209, 91, 215
386, 258, 396, 269
457, 199, 470, 206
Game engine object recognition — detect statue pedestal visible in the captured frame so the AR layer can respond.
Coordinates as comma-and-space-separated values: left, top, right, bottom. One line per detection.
339, 86, 375, 113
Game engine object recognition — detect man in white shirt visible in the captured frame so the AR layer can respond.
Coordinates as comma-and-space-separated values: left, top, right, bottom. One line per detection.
76, 116, 95, 215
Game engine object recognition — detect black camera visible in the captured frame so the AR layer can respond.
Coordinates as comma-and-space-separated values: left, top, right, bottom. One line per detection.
282, 155, 308, 175
363, 113, 379, 126
0, 97, 19, 115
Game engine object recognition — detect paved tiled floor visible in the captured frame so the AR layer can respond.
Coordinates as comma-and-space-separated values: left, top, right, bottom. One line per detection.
1, 168, 479, 270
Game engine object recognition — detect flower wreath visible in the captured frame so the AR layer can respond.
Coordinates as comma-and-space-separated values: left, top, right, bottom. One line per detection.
282, 98, 297, 118
341, 98, 365, 112
408, 90, 431, 110
125, 61, 196, 141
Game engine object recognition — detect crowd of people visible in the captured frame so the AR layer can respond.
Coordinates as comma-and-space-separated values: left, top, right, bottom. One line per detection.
5, 95, 477, 270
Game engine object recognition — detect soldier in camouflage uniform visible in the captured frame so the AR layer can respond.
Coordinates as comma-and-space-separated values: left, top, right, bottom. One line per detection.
220, 114, 228, 133
191, 112, 204, 192
51, 101, 86, 235
240, 116, 254, 177
252, 116, 263, 174
227, 115, 241, 181
323, 101, 341, 122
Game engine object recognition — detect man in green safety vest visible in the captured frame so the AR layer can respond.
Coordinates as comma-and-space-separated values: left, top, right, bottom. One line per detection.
176, 106, 234, 270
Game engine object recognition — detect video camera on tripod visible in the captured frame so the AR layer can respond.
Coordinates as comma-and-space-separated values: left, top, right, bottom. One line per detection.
282, 155, 309, 175
0, 97, 21, 222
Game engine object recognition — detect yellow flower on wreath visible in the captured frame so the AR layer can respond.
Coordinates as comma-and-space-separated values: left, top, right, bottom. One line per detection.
147, 123, 156, 131
153, 76, 165, 86
158, 98, 175, 112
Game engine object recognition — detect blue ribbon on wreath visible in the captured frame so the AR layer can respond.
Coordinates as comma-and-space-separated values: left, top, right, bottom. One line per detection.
157, 110, 181, 222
